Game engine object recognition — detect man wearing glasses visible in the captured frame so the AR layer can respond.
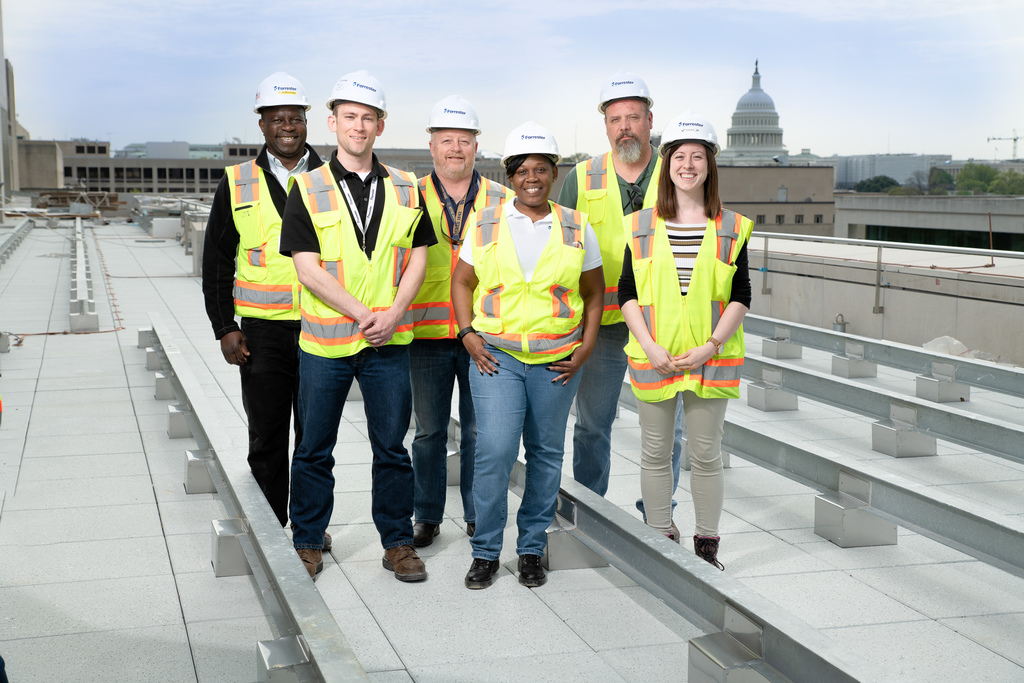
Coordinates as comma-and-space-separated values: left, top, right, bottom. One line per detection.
408, 96, 514, 547
557, 71, 676, 501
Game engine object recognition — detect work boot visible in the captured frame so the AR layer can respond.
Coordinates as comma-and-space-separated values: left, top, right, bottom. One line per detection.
693, 535, 725, 571
413, 522, 440, 547
382, 545, 428, 582
517, 554, 546, 588
296, 548, 323, 578
464, 558, 500, 589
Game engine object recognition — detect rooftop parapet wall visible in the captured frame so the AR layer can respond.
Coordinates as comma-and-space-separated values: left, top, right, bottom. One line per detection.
835, 195, 1024, 237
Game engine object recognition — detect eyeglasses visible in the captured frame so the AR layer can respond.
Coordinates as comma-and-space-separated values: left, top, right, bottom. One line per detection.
627, 183, 644, 211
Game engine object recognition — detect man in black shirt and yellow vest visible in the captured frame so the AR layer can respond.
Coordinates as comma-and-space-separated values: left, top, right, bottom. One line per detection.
279, 70, 437, 581
202, 72, 324, 532
408, 96, 513, 547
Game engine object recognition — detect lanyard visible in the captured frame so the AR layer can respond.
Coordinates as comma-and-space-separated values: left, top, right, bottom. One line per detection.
437, 181, 470, 246
339, 174, 378, 238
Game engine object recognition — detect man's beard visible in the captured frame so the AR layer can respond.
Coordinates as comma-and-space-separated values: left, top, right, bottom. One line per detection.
615, 135, 643, 164
439, 157, 472, 181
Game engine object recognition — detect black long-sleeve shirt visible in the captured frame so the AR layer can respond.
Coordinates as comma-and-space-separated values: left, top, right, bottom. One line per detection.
617, 242, 752, 308
201, 144, 324, 340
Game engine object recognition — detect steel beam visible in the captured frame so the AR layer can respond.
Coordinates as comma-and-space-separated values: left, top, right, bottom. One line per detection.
743, 355, 1024, 466
745, 314, 1024, 399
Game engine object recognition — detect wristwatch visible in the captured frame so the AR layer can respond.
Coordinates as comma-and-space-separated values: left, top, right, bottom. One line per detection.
457, 326, 477, 342
707, 336, 723, 355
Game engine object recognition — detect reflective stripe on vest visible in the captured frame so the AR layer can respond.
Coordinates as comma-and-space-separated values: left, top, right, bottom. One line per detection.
585, 154, 608, 191
229, 160, 300, 320
233, 163, 261, 204
624, 207, 752, 400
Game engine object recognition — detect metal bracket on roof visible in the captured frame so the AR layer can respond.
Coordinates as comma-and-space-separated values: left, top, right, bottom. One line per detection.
212, 518, 253, 577
916, 361, 970, 403
815, 471, 897, 548
831, 342, 877, 378
748, 367, 799, 412
761, 325, 803, 360
257, 635, 312, 683
689, 604, 770, 683
871, 403, 937, 458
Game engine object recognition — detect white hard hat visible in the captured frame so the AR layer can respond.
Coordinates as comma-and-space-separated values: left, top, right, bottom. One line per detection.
254, 72, 311, 114
598, 70, 653, 114
501, 121, 561, 168
327, 70, 387, 119
659, 112, 720, 157
426, 95, 481, 135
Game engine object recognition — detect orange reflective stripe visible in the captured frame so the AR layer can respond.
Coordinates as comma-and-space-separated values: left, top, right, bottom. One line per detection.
322, 260, 343, 283
550, 284, 573, 318
603, 287, 618, 312
305, 167, 338, 214
233, 161, 260, 204
585, 154, 608, 191
234, 281, 294, 310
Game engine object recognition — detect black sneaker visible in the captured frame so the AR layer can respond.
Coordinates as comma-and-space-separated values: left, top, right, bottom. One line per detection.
693, 535, 725, 571
517, 554, 546, 587
464, 558, 500, 589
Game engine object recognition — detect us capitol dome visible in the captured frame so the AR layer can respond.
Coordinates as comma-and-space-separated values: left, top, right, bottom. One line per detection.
718, 61, 788, 165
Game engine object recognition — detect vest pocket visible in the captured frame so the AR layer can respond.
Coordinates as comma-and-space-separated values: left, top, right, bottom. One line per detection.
238, 241, 269, 283
423, 265, 450, 282
311, 211, 343, 260
710, 258, 737, 302
584, 189, 607, 224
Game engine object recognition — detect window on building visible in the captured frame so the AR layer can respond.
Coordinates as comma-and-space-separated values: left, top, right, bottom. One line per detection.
127, 168, 142, 180
228, 148, 238, 157
249, 148, 258, 156
185, 168, 195, 180
64, 166, 72, 178
775, 215, 785, 225
114, 168, 124, 180
100, 168, 109, 179
144, 168, 153, 179
77, 167, 86, 179
88, 167, 99, 180
170, 187, 184, 193
795, 214, 804, 224
97, 146, 107, 154
157, 168, 167, 180
210, 168, 225, 180
814, 214, 824, 224
76, 145, 85, 154
756, 215, 765, 225
199, 168, 209, 180
169, 168, 184, 180
86, 145, 96, 154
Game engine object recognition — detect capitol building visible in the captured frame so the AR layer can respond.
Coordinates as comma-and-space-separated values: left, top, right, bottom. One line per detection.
718, 61, 788, 166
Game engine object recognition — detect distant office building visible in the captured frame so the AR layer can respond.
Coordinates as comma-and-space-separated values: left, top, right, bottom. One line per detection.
718, 62, 788, 166
833, 154, 952, 190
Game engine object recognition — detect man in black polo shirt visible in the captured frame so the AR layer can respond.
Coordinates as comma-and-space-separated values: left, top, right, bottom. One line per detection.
279, 70, 437, 582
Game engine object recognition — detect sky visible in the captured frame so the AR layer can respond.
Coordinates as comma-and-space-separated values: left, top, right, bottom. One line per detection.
4, 0, 1023, 162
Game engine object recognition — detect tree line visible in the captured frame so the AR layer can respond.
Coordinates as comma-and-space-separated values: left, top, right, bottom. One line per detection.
855, 163, 1024, 196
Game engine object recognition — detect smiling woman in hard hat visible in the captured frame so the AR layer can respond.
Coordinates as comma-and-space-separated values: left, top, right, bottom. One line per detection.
618, 113, 753, 571
451, 122, 604, 590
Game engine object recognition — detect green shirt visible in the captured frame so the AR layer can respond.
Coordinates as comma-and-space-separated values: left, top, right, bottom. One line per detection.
557, 146, 659, 213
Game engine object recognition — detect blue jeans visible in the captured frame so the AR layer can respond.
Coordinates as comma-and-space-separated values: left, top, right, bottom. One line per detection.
470, 347, 582, 561
290, 345, 415, 550
409, 338, 476, 525
572, 323, 629, 496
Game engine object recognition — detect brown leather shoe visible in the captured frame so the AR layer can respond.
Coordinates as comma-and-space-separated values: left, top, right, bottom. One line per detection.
382, 544, 428, 582
297, 548, 323, 578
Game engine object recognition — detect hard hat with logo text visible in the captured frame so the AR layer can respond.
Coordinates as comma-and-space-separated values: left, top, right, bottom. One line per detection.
427, 95, 481, 135
659, 112, 720, 157
327, 70, 388, 119
598, 70, 653, 114
254, 72, 311, 114
501, 122, 561, 168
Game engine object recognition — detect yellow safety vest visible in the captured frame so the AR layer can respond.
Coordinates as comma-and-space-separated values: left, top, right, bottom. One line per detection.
470, 201, 587, 365
574, 152, 662, 325
623, 207, 753, 401
412, 176, 514, 339
228, 161, 301, 321
289, 164, 422, 358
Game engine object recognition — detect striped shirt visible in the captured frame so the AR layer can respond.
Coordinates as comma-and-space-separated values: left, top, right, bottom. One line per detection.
665, 221, 705, 295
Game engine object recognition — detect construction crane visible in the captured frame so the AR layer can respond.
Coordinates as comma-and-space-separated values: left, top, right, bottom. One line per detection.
987, 129, 1019, 159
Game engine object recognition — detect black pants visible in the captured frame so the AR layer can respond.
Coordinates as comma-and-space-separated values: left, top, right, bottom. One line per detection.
239, 318, 301, 527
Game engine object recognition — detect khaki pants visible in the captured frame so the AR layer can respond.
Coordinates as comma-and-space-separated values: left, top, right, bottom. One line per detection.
637, 391, 728, 537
